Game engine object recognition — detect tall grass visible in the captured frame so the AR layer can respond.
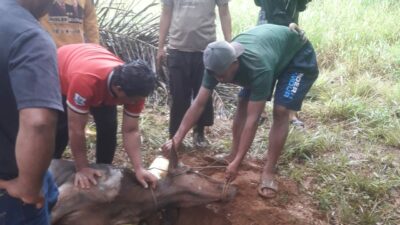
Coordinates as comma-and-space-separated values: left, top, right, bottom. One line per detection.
101, 0, 400, 224
229, 0, 400, 224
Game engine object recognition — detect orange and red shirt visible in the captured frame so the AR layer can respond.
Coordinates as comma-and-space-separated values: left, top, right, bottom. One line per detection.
40, 0, 100, 48
58, 43, 145, 117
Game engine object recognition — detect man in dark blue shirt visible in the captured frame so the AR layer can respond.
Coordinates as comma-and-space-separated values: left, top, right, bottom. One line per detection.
0, 0, 63, 224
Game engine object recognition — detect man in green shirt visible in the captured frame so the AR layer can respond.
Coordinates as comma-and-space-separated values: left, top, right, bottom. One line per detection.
162, 24, 318, 198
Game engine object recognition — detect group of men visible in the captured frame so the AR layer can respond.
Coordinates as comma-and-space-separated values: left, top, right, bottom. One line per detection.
0, 0, 316, 224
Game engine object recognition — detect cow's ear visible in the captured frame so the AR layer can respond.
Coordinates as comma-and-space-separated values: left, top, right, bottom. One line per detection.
168, 140, 179, 172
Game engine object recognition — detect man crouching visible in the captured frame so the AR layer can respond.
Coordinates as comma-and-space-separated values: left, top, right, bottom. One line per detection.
56, 44, 157, 189
163, 24, 318, 199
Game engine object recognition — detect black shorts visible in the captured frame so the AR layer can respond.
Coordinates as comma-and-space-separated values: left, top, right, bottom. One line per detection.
239, 41, 319, 111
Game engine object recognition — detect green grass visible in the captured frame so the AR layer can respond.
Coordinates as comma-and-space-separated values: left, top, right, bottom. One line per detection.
89, 0, 400, 224
227, 0, 400, 224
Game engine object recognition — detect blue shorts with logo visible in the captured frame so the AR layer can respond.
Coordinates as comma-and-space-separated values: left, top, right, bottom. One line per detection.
0, 171, 58, 225
239, 41, 319, 111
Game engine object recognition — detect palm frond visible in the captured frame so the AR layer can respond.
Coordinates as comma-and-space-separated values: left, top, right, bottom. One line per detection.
95, 0, 238, 116
95, 0, 159, 45
214, 84, 241, 118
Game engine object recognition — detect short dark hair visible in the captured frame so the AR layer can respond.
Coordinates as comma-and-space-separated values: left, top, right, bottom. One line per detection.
111, 60, 156, 97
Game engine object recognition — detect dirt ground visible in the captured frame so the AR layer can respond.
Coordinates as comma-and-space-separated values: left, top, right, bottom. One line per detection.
143, 151, 329, 225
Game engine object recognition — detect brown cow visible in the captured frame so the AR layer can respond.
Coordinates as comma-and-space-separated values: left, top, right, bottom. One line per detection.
49, 158, 236, 225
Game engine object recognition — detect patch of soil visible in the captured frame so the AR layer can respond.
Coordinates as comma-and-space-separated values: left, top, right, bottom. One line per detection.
146, 151, 328, 225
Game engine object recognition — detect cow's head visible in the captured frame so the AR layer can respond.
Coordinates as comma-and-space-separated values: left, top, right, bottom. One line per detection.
155, 147, 236, 208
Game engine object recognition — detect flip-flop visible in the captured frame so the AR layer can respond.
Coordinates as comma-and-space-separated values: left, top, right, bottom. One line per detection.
257, 178, 278, 199
290, 119, 304, 128
203, 153, 230, 166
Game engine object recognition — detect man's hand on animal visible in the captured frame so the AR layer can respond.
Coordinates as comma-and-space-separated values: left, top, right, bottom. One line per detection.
135, 168, 158, 189
289, 23, 307, 42
161, 137, 182, 157
0, 178, 45, 208
225, 161, 240, 182
74, 167, 103, 189
161, 139, 175, 157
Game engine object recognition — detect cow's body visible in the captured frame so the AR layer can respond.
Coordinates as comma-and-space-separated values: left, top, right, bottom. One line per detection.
50, 159, 236, 225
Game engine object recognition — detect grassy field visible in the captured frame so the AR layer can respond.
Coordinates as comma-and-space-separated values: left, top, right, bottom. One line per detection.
93, 0, 400, 224
224, 0, 400, 224
162, 0, 399, 224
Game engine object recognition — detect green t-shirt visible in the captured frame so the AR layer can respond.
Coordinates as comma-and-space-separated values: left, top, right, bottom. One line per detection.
202, 24, 305, 101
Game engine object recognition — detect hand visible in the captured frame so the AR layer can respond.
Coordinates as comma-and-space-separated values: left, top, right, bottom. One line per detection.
225, 161, 240, 182
135, 168, 157, 189
74, 167, 102, 189
156, 47, 166, 72
161, 139, 175, 158
0, 178, 44, 208
289, 23, 307, 42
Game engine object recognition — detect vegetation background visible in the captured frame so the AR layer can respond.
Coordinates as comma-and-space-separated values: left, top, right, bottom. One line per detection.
87, 0, 400, 224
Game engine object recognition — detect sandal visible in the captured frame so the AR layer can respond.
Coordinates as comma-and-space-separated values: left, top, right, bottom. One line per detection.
290, 119, 304, 128
257, 178, 278, 199
204, 153, 231, 166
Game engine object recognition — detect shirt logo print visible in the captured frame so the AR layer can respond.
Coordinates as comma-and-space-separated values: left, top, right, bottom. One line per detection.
73, 93, 86, 106
284, 72, 304, 100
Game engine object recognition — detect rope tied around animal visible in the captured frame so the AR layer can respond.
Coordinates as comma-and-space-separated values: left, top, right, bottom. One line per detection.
148, 139, 233, 210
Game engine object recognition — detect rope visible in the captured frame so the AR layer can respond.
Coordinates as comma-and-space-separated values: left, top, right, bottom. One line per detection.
190, 166, 227, 170
191, 170, 232, 199
147, 165, 225, 212
147, 167, 168, 172
150, 187, 158, 211
222, 180, 232, 199
147, 152, 231, 205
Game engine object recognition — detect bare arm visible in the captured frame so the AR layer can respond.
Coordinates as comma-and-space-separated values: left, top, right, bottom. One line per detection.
122, 114, 142, 171
67, 108, 89, 170
218, 3, 232, 42
173, 87, 213, 145
68, 108, 103, 189
83, 0, 100, 44
156, 5, 173, 69
226, 101, 265, 180
0, 108, 58, 207
122, 113, 157, 188
230, 98, 248, 157
17, 108, 58, 193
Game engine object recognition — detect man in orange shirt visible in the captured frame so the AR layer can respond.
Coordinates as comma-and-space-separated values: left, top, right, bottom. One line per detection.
56, 43, 157, 189
40, 0, 122, 166
40, 0, 99, 47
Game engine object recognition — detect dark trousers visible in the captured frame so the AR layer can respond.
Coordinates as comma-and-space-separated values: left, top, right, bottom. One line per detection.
0, 171, 58, 225
167, 49, 214, 137
54, 97, 117, 164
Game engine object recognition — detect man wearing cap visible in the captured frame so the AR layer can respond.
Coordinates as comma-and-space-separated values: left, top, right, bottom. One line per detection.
56, 43, 157, 190
162, 23, 318, 198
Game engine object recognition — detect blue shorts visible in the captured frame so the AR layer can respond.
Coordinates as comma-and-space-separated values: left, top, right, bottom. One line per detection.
0, 171, 59, 225
239, 41, 319, 111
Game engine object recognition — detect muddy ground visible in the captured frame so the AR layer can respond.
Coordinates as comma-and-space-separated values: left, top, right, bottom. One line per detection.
140, 151, 329, 225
